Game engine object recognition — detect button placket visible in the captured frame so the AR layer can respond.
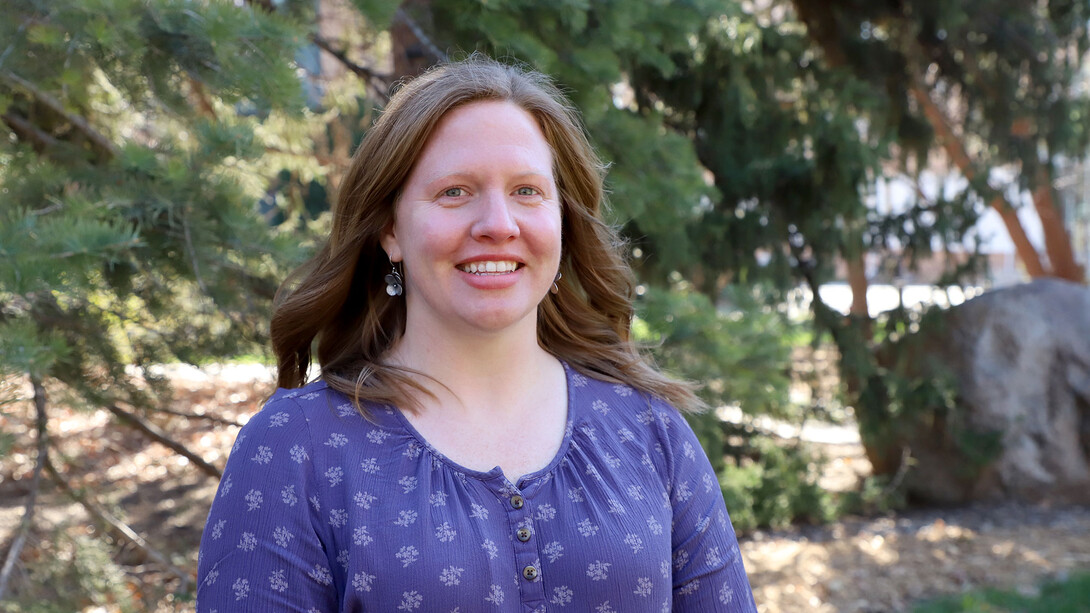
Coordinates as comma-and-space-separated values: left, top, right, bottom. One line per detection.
500, 487, 546, 608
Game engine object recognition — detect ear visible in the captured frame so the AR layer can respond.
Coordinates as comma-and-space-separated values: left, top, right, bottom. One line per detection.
380, 223, 402, 263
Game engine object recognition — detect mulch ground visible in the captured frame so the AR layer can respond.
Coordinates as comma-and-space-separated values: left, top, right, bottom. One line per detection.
743, 500, 1090, 612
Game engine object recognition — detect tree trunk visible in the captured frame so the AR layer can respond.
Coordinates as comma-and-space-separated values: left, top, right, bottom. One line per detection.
846, 251, 870, 318
908, 84, 1048, 278
1033, 166, 1084, 282
986, 194, 1048, 278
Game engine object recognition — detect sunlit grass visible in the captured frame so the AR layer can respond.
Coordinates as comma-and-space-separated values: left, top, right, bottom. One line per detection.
913, 571, 1090, 613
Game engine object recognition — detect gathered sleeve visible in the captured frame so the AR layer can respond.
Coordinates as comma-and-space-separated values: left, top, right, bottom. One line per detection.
655, 403, 758, 611
196, 393, 339, 612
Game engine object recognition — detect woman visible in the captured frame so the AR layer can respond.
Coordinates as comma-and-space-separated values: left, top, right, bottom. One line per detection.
197, 55, 756, 611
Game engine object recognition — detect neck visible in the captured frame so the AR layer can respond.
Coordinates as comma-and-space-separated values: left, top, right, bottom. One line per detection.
387, 315, 558, 417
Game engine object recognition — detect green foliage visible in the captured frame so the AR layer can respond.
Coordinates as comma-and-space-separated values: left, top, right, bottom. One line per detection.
912, 571, 1090, 613
631, 7, 887, 294
836, 473, 908, 517
0, 530, 137, 613
636, 282, 795, 480
719, 437, 835, 533
0, 319, 69, 378
431, 0, 721, 286
637, 284, 795, 418
849, 306, 1005, 496
797, 0, 1090, 190
350, 0, 400, 29
633, 283, 839, 530
0, 0, 316, 409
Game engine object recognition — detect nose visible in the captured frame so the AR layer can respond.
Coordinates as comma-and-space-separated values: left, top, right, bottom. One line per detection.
471, 190, 520, 241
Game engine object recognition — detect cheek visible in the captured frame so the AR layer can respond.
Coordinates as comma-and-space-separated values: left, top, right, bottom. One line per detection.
401, 213, 457, 256
535, 209, 563, 257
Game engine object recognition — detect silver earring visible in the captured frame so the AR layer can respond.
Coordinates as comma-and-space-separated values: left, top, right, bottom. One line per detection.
385, 262, 404, 296
551, 271, 562, 295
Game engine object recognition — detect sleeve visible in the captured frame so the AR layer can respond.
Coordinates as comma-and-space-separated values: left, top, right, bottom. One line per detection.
657, 403, 758, 612
196, 393, 339, 612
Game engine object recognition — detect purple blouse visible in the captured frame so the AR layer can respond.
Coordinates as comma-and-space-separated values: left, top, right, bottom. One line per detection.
197, 364, 757, 611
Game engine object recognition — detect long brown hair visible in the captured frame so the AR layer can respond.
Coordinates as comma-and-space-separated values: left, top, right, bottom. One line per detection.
270, 55, 702, 413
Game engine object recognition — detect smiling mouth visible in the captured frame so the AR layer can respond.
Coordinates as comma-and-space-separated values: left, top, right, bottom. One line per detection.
457, 261, 520, 274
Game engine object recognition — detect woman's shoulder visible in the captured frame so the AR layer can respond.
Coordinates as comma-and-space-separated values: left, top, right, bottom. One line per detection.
266, 379, 339, 408
568, 366, 688, 435
569, 365, 675, 409
248, 379, 395, 434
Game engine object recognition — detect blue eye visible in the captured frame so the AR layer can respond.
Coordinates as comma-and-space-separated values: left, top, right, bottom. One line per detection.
442, 187, 465, 198
515, 187, 539, 196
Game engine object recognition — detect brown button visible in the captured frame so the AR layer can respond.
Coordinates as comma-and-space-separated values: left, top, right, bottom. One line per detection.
510, 495, 524, 509
516, 528, 532, 542
522, 565, 538, 581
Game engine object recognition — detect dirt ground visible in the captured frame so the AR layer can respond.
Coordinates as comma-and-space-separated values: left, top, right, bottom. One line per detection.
1, 368, 1089, 612
742, 445, 1090, 612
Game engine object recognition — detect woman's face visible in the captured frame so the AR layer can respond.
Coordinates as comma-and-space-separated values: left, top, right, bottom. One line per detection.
381, 100, 562, 338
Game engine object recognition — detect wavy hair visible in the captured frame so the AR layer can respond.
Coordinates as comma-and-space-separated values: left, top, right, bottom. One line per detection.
270, 55, 701, 413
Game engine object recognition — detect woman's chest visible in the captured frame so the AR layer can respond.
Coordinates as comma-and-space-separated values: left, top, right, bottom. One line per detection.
326, 460, 676, 611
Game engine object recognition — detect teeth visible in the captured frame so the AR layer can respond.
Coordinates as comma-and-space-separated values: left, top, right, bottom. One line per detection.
460, 261, 518, 274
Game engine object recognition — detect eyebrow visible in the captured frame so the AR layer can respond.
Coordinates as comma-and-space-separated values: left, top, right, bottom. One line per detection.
419, 170, 556, 192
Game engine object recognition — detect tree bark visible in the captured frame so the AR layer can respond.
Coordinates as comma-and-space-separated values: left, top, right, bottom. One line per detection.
1, 111, 61, 153
846, 251, 870, 318
1033, 166, 1084, 281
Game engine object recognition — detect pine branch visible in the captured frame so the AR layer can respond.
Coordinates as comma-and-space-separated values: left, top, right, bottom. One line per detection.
0, 71, 119, 159
181, 210, 210, 295
393, 7, 448, 63
43, 456, 191, 593
309, 33, 391, 86
49, 238, 142, 260
264, 145, 349, 170
188, 78, 218, 120
1, 111, 61, 152
226, 263, 279, 301
0, 377, 48, 601
105, 402, 222, 479
154, 405, 244, 428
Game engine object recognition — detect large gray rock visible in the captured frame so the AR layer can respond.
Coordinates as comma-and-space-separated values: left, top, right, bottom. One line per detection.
899, 279, 1090, 503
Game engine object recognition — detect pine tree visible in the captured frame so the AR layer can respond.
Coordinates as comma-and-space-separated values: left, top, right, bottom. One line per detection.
0, 0, 333, 601
793, 0, 1090, 282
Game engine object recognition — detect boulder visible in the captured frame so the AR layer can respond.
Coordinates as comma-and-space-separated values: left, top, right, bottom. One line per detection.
878, 279, 1090, 504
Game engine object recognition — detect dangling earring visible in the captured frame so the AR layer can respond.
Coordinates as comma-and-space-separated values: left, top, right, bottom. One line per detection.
551, 271, 562, 295
385, 261, 404, 296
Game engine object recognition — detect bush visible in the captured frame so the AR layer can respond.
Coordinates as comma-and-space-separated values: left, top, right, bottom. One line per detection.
718, 436, 836, 533
1, 530, 137, 613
